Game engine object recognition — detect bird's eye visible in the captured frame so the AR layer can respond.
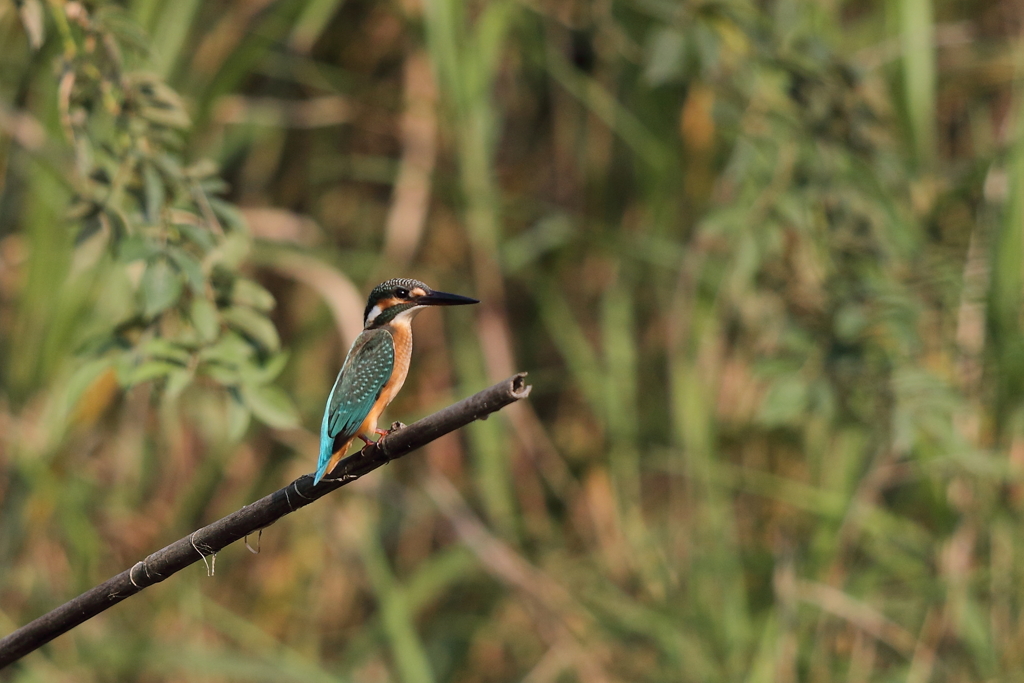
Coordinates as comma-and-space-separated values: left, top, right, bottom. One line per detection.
395, 287, 410, 299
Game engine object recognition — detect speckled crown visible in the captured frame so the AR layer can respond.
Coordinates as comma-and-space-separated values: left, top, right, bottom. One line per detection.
364, 278, 430, 322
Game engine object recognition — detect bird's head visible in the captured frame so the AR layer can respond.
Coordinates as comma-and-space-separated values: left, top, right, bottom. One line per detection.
363, 278, 478, 329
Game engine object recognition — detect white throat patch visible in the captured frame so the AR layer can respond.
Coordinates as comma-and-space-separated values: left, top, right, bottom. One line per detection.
365, 305, 383, 326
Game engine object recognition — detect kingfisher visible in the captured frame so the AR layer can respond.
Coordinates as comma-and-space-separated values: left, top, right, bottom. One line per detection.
314, 278, 478, 484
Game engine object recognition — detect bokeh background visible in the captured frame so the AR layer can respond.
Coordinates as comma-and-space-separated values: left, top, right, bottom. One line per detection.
1, 0, 1023, 680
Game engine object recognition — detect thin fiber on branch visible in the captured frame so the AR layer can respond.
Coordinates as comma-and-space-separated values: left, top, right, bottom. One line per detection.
0, 373, 531, 671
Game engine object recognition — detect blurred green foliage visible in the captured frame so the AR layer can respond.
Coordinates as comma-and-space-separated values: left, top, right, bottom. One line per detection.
1, 0, 1023, 681
33, 3, 294, 434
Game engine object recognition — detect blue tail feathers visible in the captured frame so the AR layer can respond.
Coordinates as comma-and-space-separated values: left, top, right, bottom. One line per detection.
314, 404, 334, 485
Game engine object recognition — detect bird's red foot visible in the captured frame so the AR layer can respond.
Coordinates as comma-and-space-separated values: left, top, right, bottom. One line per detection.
358, 434, 375, 446
375, 428, 388, 436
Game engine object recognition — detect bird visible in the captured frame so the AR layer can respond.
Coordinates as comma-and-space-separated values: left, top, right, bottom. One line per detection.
314, 278, 479, 484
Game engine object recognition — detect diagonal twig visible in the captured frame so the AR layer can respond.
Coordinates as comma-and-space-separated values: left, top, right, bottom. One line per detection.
0, 373, 532, 670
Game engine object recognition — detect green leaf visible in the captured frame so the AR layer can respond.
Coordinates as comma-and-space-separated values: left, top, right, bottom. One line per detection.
232, 278, 276, 312
142, 257, 183, 318
105, 208, 129, 241
138, 104, 192, 129
644, 28, 686, 86
200, 362, 241, 386
140, 337, 191, 364
165, 368, 194, 400
190, 298, 220, 343
199, 331, 254, 365
241, 382, 299, 429
237, 351, 290, 385
834, 305, 868, 341
198, 177, 230, 194
208, 198, 248, 232
129, 77, 191, 129
757, 376, 809, 427
184, 159, 219, 179
205, 232, 249, 271
118, 235, 160, 263
167, 247, 205, 294
142, 161, 165, 224
176, 222, 216, 251
153, 153, 183, 179
118, 359, 181, 386
227, 395, 252, 441
221, 306, 280, 353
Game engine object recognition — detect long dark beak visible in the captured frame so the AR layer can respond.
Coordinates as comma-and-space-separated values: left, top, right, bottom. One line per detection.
417, 290, 479, 306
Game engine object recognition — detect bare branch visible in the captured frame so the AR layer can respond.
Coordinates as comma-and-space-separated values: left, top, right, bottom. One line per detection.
0, 373, 532, 670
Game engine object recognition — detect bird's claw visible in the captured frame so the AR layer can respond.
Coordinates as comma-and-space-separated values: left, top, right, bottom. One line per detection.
357, 422, 407, 454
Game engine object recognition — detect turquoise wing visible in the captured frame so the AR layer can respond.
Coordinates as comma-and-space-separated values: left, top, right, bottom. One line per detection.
315, 329, 395, 484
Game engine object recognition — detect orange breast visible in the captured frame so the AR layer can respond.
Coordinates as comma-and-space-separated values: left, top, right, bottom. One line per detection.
357, 321, 413, 437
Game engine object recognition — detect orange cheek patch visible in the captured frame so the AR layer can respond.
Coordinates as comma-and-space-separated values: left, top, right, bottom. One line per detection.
410, 287, 427, 298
